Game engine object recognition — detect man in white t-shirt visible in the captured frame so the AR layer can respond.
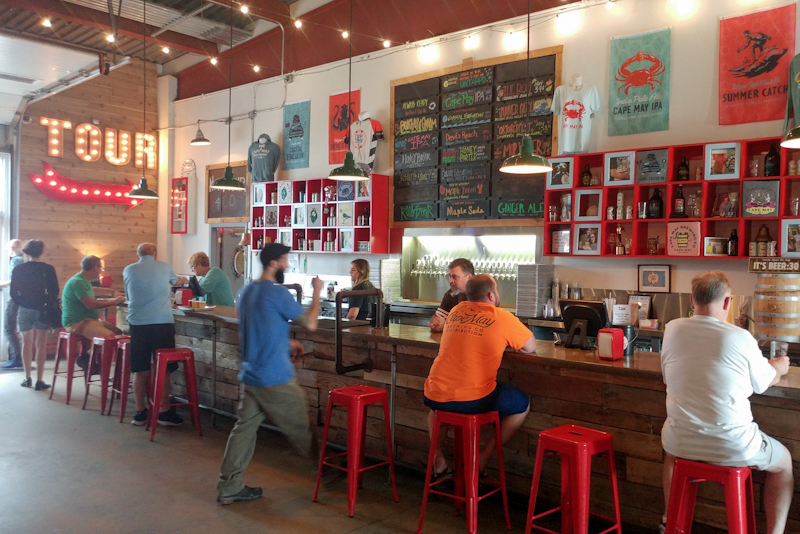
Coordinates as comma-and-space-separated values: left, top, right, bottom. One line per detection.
660, 271, 792, 534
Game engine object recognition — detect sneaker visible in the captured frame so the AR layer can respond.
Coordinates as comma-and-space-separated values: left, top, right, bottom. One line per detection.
34, 380, 51, 391
76, 352, 89, 374
2, 358, 22, 369
157, 410, 184, 427
20, 376, 31, 388
217, 486, 263, 505
131, 409, 148, 426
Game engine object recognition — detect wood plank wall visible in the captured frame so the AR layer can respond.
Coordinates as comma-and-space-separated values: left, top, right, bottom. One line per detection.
19, 60, 158, 293
171, 316, 800, 533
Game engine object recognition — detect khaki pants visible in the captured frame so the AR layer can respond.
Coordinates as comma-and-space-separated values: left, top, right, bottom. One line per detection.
66, 319, 123, 339
217, 378, 313, 496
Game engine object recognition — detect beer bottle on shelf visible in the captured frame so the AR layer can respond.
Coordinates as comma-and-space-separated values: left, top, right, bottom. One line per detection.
671, 186, 687, 218
727, 229, 739, 257
647, 189, 664, 219
764, 143, 781, 177
677, 157, 690, 181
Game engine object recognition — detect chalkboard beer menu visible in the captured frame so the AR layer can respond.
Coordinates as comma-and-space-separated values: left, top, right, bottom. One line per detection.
392, 53, 559, 224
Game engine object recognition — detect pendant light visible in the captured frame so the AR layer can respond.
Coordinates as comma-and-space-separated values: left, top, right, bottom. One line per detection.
781, 125, 800, 149
329, 0, 369, 182
211, 3, 246, 191
499, 0, 552, 175
127, 0, 159, 199
190, 120, 211, 146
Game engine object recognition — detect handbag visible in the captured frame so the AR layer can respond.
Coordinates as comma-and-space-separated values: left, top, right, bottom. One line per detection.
41, 298, 63, 329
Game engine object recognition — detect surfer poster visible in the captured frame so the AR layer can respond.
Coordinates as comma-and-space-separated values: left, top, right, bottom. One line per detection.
719, 5, 795, 125
282, 100, 310, 170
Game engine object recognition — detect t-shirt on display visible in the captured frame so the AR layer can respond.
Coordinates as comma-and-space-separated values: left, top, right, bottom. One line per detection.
425, 301, 533, 403
660, 315, 776, 463
551, 84, 601, 155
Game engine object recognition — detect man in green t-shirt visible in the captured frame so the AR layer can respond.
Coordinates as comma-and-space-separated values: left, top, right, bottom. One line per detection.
187, 252, 235, 306
63, 256, 125, 368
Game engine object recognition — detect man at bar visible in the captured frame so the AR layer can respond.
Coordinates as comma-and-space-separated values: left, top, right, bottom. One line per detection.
187, 252, 235, 307
216, 243, 323, 505
123, 243, 188, 427
423, 274, 536, 476
428, 258, 474, 333
62, 255, 125, 371
1, 239, 23, 369
660, 271, 792, 534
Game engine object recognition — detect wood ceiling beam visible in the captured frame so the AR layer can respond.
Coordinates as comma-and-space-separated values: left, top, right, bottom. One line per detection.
0, 0, 219, 56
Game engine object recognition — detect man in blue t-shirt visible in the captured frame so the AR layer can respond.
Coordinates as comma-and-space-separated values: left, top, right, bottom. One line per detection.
217, 243, 323, 505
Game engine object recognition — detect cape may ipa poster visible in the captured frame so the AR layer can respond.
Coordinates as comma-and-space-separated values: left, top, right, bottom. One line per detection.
719, 4, 795, 125
328, 89, 360, 165
608, 28, 671, 136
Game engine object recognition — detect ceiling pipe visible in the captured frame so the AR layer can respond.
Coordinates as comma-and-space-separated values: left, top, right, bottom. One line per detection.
152, 3, 213, 37
26, 56, 132, 105
107, 0, 118, 38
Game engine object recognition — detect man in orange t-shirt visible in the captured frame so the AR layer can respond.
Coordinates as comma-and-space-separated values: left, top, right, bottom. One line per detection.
424, 274, 537, 475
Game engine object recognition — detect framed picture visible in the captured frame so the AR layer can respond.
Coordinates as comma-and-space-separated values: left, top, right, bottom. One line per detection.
573, 223, 602, 255
278, 229, 292, 248
628, 294, 651, 319
604, 151, 635, 186
277, 181, 293, 204
705, 142, 740, 180
307, 204, 321, 227
638, 265, 671, 293
546, 157, 574, 190
356, 180, 371, 200
253, 183, 266, 206
574, 188, 603, 221
781, 219, 800, 258
704, 237, 729, 257
635, 149, 668, 183
742, 179, 779, 218
339, 229, 354, 252
337, 180, 355, 201
292, 205, 306, 227
551, 229, 571, 254
338, 202, 354, 226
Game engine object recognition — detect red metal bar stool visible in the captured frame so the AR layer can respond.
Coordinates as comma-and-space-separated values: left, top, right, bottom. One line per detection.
417, 410, 511, 534
50, 331, 86, 404
105, 338, 132, 422
526, 424, 621, 534
145, 348, 202, 442
665, 458, 755, 534
313, 385, 399, 517
82, 335, 129, 414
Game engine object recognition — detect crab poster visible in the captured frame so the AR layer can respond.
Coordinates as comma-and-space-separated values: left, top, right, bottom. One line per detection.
282, 100, 310, 170
718, 5, 795, 125
608, 28, 671, 136
328, 89, 360, 165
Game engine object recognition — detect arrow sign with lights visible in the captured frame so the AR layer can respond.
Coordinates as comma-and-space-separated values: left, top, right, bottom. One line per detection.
29, 162, 148, 210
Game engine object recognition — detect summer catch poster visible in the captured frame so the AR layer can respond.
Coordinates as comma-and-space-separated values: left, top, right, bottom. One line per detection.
328, 89, 360, 165
719, 5, 795, 125
608, 28, 671, 136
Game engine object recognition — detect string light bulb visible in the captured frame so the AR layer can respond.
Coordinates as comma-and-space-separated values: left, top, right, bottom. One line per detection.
294, 20, 302, 28
210, 57, 218, 65
253, 65, 260, 72
383, 40, 391, 48
240, 5, 248, 13
162, 46, 170, 53
465, 34, 479, 50
342, 31, 349, 39
606, 0, 613, 8
42, 18, 52, 27
106, 34, 115, 42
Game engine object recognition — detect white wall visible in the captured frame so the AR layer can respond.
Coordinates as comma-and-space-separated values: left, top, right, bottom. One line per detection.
161, 0, 800, 292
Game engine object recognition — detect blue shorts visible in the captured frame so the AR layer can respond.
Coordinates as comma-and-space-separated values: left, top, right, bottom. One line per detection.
423, 382, 529, 417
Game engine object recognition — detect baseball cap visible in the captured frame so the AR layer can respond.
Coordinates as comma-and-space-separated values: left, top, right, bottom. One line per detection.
260, 243, 291, 267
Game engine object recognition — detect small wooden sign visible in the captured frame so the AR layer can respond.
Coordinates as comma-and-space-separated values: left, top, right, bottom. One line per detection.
442, 87, 493, 111
441, 164, 490, 183
394, 169, 438, 188
395, 202, 438, 222
749, 258, 800, 273
395, 96, 439, 119
441, 105, 492, 128
443, 199, 489, 220
443, 124, 492, 147
441, 67, 493, 92
394, 132, 439, 152
395, 115, 439, 136
441, 144, 490, 165
394, 149, 438, 171
439, 180, 489, 201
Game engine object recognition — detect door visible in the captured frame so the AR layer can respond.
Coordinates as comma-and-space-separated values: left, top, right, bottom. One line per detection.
211, 225, 246, 302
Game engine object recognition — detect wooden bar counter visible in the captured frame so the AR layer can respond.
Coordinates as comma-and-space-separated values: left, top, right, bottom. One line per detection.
171, 308, 800, 532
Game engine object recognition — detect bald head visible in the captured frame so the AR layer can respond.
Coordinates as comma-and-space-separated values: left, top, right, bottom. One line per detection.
8, 239, 21, 256
137, 243, 157, 258
466, 274, 500, 306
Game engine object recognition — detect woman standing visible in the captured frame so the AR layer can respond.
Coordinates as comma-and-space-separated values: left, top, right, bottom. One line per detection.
346, 259, 376, 321
10, 240, 59, 390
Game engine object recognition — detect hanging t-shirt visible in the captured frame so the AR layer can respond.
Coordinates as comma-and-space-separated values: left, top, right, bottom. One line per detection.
248, 134, 281, 182
784, 53, 800, 132
551, 84, 601, 155
349, 118, 384, 172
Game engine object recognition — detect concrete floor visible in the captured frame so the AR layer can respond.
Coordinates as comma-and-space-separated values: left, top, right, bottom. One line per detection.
1, 363, 557, 534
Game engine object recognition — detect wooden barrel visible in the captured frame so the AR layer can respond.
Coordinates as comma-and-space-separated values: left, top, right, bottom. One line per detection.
753, 273, 800, 342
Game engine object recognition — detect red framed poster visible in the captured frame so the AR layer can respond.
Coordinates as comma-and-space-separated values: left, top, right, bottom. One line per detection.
329, 89, 360, 165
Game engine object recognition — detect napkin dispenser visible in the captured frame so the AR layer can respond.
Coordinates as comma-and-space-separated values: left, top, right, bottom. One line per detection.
175, 288, 193, 307
597, 328, 625, 360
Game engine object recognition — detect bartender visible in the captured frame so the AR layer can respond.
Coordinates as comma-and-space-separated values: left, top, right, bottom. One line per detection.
428, 258, 474, 333
346, 259, 376, 321
187, 252, 235, 306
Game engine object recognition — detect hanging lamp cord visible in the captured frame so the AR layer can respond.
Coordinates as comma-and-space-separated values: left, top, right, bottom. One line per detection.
142, 0, 146, 170
228, 2, 233, 167
347, 0, 353, 135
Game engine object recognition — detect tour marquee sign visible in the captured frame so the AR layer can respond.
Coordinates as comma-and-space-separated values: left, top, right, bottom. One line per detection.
39, 116, 156, 169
